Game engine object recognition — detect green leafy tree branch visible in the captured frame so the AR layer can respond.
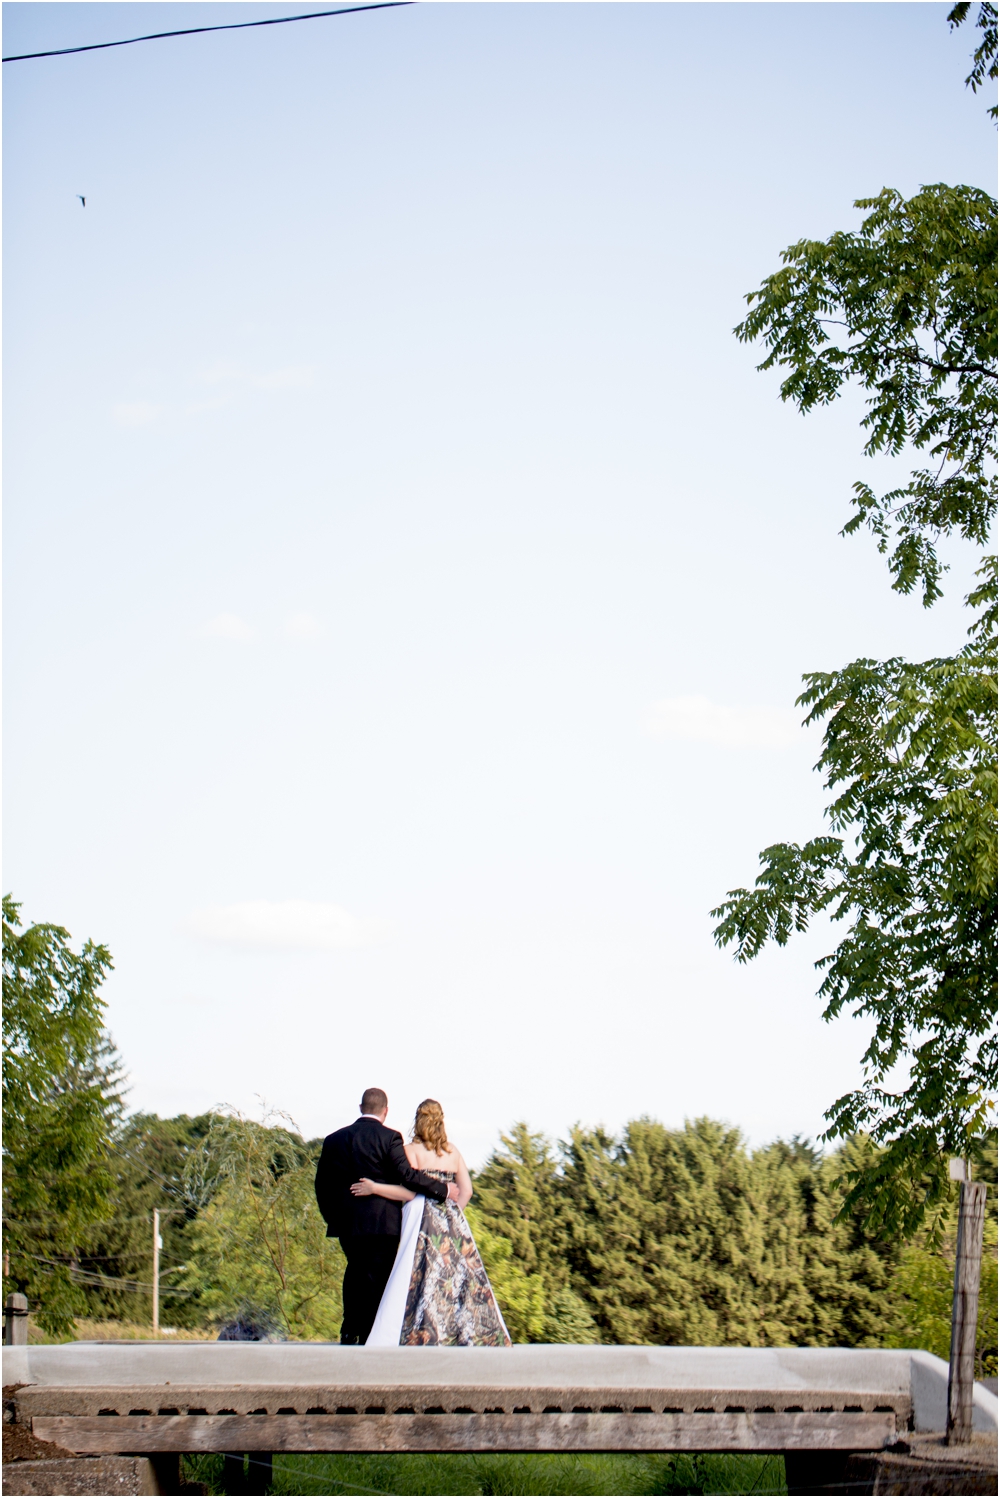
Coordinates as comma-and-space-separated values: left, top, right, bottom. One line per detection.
949, 1, 999, 117
713, 566, 997, 1237
735, 184, 996, 606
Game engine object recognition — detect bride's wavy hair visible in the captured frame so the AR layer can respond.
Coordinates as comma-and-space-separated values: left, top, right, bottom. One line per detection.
412, 1098, 450, 1155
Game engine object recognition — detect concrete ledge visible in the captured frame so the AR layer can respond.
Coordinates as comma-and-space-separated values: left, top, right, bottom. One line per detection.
908, 1352, 997, 1434
6, 1344, 996, 1449
1, 1456, 159, 1496
3, 1343, 921, 1394
13, 1379, 913, 1418
845, 1433, 999, 1496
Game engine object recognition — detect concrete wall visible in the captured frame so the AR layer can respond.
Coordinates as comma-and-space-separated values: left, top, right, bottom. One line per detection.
4, 1343, 996, 1436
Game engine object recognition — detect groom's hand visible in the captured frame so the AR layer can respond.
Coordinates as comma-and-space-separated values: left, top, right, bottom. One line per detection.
446, 1182, 460, 1202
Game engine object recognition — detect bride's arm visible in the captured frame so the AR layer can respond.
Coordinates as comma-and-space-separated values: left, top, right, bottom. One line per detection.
350, 1177, 416, 1202
454, 1153, 473, 1211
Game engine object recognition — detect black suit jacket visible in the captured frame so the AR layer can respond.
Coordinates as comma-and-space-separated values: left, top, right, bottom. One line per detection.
314, 1116, 449, 1238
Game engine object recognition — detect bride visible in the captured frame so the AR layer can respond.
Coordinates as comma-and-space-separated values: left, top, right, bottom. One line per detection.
351, 1098, 511, 1347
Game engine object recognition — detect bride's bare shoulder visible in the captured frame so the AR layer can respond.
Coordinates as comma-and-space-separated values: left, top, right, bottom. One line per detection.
408, 1140, 461, 1171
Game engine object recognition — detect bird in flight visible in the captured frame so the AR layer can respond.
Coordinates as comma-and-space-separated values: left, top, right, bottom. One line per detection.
77, 195, 86, 207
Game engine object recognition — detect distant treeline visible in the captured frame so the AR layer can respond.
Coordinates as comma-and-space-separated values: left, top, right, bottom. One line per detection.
12, 1101, 997, 1375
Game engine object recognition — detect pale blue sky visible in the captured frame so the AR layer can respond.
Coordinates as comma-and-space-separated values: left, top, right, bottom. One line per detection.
4, 2, 995, 1160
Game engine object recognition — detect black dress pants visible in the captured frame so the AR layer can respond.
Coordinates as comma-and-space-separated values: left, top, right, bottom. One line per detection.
339, 1234, 400, 1344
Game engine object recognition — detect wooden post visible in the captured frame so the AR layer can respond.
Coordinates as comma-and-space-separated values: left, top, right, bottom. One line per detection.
247, 1452, 273, 1495
149, 1452, 182, 1495
222, 1452, 249, 1494
152, 1208, 161, 1338
4, 1292, 29, 1345
946, 1178, 987, 1445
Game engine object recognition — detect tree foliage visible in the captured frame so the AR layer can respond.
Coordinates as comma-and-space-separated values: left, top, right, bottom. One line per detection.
735, 184, 997, 605
713, 565, 997, 1237
179, 1109, 346, 1340
472, 1118, 903, 1348
2, 894, 123, 1334
949, 1, 999, 118
716, 10, 997, 1238
75, 1113, 217, 1328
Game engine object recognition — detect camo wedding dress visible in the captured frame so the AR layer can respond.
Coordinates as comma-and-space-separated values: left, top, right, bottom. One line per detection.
366, 1170, 511, 1346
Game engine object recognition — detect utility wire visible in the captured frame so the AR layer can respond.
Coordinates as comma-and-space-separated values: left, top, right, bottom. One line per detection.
234, 1454, 393, 1495
2, 3, 413, 63
27, 1253, 198, 1297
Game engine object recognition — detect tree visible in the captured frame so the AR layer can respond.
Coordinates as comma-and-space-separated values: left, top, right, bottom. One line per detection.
472, 1117, 901, 1349
713, 13, 997, 1236
469, 1122, 598, 1342
79, 1112, 216, 1328
949, 2, 998, 119
734, 184, 996, 606
471, 1123, 568, 1285
713, 570, 996, 1236
2, 894, 123, 1334
180, 1108, 345, 1339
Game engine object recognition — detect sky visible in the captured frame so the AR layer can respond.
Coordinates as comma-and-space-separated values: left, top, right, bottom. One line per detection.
4, 1, 996, 1165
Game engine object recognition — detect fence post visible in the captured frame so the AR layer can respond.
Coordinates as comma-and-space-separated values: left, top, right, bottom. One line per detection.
946, 1178, 987, 1445
153, 1208, 161, 1337
4, 1292, 29, 1345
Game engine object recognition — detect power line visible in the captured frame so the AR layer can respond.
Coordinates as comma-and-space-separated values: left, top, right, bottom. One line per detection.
27, 1253, 198, 1297
2, 3, 413, 63
241, 1454, 391, 1495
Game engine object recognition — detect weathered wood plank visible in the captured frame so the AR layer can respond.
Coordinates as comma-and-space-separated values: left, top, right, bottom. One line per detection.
34, 1411, 898, 1455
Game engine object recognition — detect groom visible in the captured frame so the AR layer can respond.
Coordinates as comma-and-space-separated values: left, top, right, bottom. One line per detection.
314, 1087, 459, 1344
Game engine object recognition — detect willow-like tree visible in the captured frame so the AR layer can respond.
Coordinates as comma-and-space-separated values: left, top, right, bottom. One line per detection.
712, 8, 997, 1238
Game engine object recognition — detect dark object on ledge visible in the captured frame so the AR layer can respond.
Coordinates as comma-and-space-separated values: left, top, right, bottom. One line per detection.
216, 1310, 284, 1344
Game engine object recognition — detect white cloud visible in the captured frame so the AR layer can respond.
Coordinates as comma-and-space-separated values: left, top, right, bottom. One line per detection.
198, 362, 315, 391
283, 611, 322, 641
200, 613, 257, 642
186, 900, 382, 951
113, 401, 163, 427
644, 695, 806, 748
253, 366, 315, 391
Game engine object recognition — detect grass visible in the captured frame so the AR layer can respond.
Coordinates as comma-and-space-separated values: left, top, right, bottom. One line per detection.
182, 1452, 788, 1496
27, 1317, 215, 1343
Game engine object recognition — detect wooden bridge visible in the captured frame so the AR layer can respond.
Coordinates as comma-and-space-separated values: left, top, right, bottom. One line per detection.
4, 1342, 998, 1495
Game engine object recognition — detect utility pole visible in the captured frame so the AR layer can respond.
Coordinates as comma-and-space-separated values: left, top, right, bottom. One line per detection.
152, 1208, 162, 1338
946, 1163, 987, 1446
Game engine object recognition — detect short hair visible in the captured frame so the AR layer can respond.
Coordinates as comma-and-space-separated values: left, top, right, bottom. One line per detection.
360, 1087, 388, 1116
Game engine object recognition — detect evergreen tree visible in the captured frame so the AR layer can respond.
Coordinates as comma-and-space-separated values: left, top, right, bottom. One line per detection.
473, 1116, 903, 1349
473, 1123, 567, 1284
